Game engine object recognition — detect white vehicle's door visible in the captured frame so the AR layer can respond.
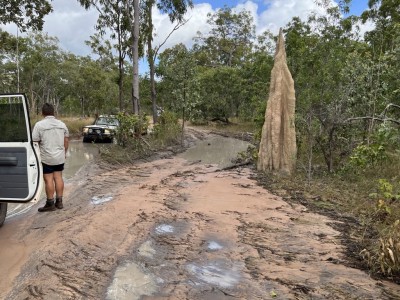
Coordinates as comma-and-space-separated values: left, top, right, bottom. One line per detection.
0, 94, 42, 204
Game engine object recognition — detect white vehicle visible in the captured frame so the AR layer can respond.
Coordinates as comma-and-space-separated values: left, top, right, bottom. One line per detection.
82, 115, 119, 143
0, 94, 42, 227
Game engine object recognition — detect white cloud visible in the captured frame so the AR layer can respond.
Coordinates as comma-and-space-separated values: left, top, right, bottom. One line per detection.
355, 19, 375, 39
151, 3, 214, 52
257, 0, 334, 34
1, 0, 373, 60
43, 0, 98, 56
151, 0, 339, 54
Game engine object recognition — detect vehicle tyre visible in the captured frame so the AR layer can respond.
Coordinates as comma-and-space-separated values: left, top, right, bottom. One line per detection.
0, 203, 7, 227
83, 137, 91, 143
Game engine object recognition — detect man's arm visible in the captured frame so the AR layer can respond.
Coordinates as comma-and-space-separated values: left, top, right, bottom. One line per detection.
64, 136, 69, 158
32, 124, 41, 143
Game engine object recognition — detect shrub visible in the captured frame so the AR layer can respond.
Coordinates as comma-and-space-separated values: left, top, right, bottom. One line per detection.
377, 220, 400, 276
152, 110, 182, 147
361, 220, 400, 277
360, 178, 400, 278
349, 144, 387, 169
115, 112, 149, 148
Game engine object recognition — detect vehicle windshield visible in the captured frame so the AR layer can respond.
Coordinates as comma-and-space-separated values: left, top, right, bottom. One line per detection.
95, 117, 119, 126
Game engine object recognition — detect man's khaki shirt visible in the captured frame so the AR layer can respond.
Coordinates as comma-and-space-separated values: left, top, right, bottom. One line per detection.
32, 116, 69, 165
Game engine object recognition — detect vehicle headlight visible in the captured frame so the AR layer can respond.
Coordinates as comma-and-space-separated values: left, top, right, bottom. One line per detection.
83, 128, 89, 133
104, 129, 110, 134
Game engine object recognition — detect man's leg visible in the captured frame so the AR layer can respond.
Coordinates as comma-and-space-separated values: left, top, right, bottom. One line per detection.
43, 173, 55, 199
54, 171, 64, 209
38, 171, 56, 212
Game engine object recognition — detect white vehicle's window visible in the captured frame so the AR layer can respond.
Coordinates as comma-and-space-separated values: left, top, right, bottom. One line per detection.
108, 119, 119, 126
95, 117, 107, 125
0, 97, 28, 142
95, 117, 118, 126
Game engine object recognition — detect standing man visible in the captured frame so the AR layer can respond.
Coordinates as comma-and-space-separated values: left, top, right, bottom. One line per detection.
32, 103, 69, 212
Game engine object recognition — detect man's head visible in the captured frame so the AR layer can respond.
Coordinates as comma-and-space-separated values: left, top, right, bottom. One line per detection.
42, 103, 54, 116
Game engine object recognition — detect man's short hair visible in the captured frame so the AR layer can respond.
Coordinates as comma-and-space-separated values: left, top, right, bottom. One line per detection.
42, 103, 54, 116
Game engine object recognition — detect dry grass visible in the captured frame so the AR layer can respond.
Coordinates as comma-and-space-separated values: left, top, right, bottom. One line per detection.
60, 117, 94, 137
31, 116, 94, 138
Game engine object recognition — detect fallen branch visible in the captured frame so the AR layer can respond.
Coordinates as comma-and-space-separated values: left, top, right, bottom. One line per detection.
216, 161, 252, 171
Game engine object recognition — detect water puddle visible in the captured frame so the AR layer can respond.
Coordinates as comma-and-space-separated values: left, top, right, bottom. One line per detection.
187, 260, 242, 288
137, 240, 156, 258
91, 195, 113, 205
155, 224, 175, 234
7, 140, 102, 218
179, 135, 250, 168
207, 241, 223, 251
106, 261, 158, 300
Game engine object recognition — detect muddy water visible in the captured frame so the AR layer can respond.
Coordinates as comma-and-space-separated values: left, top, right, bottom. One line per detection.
106, 135, 252, 299
179, 135, 251, 168
6, 140, 100, 218
5, 132, 400, 299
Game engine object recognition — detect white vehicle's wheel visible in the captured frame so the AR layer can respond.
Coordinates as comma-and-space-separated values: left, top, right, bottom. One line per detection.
0, 203, 7, 227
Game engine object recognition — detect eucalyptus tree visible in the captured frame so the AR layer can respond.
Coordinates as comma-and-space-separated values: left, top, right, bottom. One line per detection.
17, 32, 64, 114
132, 0, 140, 114
362, 0, 400, 54
78, 0, 132, 111
193, 6, 255, 67
0, 29, 25, 92
284, 7, 359, 172
0, 0, 52, 31
190, 7, 256, 122
157, 43, 199, 125
59, 54, 119, 116
361, 0, 400, 119
141, 0, 193, 124
238, 31, 275, 122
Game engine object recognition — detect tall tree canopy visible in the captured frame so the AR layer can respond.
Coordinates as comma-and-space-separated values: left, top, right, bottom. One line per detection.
0, 0, 52, 31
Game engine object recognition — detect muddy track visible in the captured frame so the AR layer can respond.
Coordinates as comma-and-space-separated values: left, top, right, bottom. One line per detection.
1, 132, 400, 299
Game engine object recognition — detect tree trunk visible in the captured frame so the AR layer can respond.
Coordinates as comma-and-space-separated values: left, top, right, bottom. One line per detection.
146, 1, 158, 124
118, 32, 124, 112
131, 0, 140, 114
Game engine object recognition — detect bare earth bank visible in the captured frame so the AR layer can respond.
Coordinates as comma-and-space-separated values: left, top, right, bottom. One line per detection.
1, 134, 400, 299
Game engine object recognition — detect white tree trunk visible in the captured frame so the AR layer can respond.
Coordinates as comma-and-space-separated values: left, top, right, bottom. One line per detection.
132, 0, 140, 114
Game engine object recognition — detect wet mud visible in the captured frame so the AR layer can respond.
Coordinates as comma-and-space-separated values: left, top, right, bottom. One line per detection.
1, 130, 400, 299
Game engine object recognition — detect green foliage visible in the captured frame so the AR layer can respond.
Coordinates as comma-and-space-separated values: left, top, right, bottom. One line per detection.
349, 144, 387, 168
345, 123, 399, 173
370, 179, 400, 203
152, 110, 182, 146
115, 112, 149, 147
363, 178, 400, 276
0, 0, 52, 31
194, 6, 255, 67
157, 44, 200, 121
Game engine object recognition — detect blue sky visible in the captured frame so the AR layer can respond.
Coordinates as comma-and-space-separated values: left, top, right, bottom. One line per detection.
193, 0, 369, 16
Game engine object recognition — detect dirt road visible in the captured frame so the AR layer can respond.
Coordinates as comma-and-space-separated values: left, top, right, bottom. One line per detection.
1, 131, 400, 299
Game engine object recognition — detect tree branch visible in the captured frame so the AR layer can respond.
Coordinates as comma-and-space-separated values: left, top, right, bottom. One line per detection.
153, 18, 190, 59
344, 116, 400, 125
344, 103, 400, 125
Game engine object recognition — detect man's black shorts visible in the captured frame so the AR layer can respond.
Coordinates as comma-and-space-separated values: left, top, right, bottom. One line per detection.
42, 163, 64, 174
